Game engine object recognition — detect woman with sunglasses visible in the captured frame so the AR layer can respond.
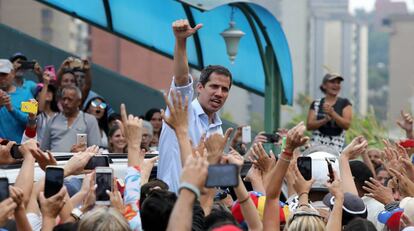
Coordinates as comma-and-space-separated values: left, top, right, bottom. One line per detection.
84, 96, 109, 148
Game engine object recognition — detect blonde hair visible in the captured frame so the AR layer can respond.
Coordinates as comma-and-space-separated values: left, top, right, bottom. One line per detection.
285, 207, 326, 231
78, 207, 131, 231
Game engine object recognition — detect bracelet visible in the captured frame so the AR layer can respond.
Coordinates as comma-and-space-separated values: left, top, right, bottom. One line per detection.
178, 182, 200, 200
238, 194, 251, 204
279, 155, 291, 163
298, 192, 308, 198
282, 150, 293, 157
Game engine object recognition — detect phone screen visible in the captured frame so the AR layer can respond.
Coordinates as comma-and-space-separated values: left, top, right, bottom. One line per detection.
19, 61, 35, 70
205, 164, 239, 188
96, 171, 112, 202
77, 134, 87, 145
85, 156, 110, 170
0, 178, 9, 202
263, 133, 280, 143
44, 167, 64, 198
10, 144, 23, 159
297, 157, 312, 181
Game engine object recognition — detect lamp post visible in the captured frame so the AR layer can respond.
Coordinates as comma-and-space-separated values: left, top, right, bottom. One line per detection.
220, 7, 245, 64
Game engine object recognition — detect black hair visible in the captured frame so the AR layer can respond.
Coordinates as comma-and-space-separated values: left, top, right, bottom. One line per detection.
343, 218, 376, 231
35, 84, 59, 113
144, 108, 161, 121
199, 65, 232, 88
140, 179, 169, 208
84, 96, 109, 136
319, 85, 326, 94
375, 166, 386, 175
53, 222, 79, 231
349, 160, 373, 195
141, 190, 177, 231
204, 204, 240, 230
108, 113, 121, 124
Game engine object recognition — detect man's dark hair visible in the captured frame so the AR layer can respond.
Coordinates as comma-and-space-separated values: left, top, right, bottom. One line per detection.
140, 179, 169, 208
199, 65, 232, 88
141, 190, 177, 231
343, 218, 376, 231
204, 204, 240, 230
349, 160, 373, 195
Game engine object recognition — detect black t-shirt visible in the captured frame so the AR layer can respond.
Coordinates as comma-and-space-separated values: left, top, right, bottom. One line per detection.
310, 97, 352, 136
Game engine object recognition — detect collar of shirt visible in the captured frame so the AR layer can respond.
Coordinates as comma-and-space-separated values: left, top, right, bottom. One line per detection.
191, 98, 222, 127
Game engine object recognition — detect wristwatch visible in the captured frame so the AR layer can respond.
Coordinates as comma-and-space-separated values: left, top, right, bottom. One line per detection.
70, 208, 84, 221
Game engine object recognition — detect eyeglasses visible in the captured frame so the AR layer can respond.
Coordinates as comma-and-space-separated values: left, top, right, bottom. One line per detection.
91, 100, 107, 109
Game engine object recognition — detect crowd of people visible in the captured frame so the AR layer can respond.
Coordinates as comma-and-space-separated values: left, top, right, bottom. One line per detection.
0, 19, 414, 231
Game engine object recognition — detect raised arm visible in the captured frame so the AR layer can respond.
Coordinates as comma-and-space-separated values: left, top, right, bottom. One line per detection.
339, 136, 368, 195
161, 90, 192, 166
263, 122, 309, 231
172, 19, 202, 86
397, 110, 414, 139
80, 59, 92, 105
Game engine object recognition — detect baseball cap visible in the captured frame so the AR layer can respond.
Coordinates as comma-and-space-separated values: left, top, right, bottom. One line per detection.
9, 52, 27, 63
0, 59, 13, 74
323, 192, 368, 225
322, 73, 344, 83
212, 225, 242, 231
378, 208, 404, 231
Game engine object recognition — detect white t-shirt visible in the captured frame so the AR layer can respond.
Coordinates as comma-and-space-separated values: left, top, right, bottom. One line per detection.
362, 196, 384, 230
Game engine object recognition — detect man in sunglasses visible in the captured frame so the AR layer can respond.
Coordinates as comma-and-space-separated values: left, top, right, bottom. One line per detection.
41, 86, 101, 152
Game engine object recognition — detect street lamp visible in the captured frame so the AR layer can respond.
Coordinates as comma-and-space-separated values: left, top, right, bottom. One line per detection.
220, 7, 245, 64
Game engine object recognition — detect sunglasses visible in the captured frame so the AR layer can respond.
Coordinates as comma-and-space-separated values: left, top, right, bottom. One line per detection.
91, 100, 107, 109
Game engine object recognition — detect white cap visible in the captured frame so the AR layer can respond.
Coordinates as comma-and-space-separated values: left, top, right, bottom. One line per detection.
0, 59, 13, 74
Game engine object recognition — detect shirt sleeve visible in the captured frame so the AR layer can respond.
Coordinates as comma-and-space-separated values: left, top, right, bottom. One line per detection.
9, 109, 28, 125
123, 166, 142, 231
166, 75, 194, 115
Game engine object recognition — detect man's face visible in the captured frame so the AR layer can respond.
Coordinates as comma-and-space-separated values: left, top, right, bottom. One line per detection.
141, 127, 152, 149
197, 72, 231, 116
0, 72, 14, 91
368, 149, 382, 168
61, 89, 80, 115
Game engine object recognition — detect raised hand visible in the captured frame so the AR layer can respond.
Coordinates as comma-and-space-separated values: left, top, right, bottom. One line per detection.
205, 128, 233, 164
293, 162, 315, 195
119, 104, 143, 146
0, 141, 18, 164
250, 143, 276, 173
362, 177, 394, 205
0, 198, 17, 226
181, 154, 208, 191
31, 149, 57, 171
172, 19, 202, 40
39, 186, 67, 219
397, 110, 413, 135
325, 171, 343, 199
161, 90, 188, 134
341, 136, 368, 160
108, 178, 124, 214
33, 61, 43, 77
63, 150, 95, 177
285, 122, 309, 153
389, 168, 414, 197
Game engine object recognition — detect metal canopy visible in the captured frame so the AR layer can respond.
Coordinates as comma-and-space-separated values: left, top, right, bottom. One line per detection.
37, 0, 293, 106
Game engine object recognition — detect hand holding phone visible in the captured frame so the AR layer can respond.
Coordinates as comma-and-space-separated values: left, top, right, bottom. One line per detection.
95, 167, 113, 205
297, 156, 312, 181
205, 164, 239, 188
242, 126, 251, 143
44, 166, 64, 198
21, 100, 38, 114
326, 158, 334, 183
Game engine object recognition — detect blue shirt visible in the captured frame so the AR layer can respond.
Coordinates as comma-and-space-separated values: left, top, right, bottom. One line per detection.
157, 76, 223, 192
0, 88, 32, 142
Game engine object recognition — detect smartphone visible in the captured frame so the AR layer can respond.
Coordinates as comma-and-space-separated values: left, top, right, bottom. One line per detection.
21, 101, 38, 114
76, 134, 87, 146
0, 178, 9, 202
242, 126, 252, 143
44, 65, 56, 81
326, 158, 334, 183
95, 167, 113, 205
10, 144, 23, 159
18, 61, 36, 70
0, 139, 22, 159
263, 133, 280, 143
205, 164, 239, 188
44, 166, 64, 198
297, 156, 312, 181
84, 155, 110, 170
